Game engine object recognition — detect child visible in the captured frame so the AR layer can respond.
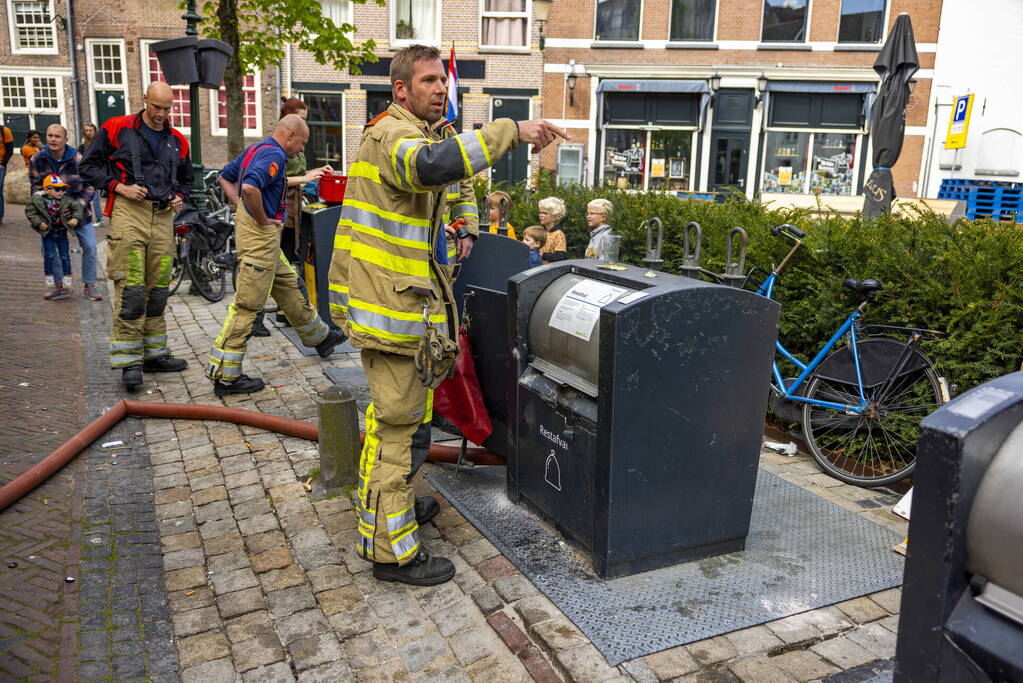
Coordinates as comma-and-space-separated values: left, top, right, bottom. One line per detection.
26, 174, 83, 300
485, 190, 517, 240
522, 225, 547, 269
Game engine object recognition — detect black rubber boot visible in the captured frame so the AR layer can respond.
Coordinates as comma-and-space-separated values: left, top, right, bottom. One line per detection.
373, 549, 455, 586
251, 312, 271, 337
214, 374, 266, 397
142, 356, 188, 372
415, 495, 440, 525
314, 328, 347, 358
122, 365, 143, 391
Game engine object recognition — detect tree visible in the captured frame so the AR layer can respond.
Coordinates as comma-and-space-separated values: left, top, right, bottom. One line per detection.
192, 0, 380, 157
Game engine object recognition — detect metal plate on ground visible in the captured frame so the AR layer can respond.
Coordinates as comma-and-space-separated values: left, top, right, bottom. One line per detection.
426, 467, 904, 666
276, 323, 357, 357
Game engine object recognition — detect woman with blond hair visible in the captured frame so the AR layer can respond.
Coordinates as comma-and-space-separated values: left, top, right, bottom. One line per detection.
537, 196, 568, 264
583, 198, 614, 259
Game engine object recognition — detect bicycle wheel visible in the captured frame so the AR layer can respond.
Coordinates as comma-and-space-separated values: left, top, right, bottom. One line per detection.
185, 231, 228, 303
801, 344, 943, 487
168, 236, 187, 295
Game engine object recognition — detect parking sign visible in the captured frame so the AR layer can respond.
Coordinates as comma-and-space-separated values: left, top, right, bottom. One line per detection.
945, 94, 974, 150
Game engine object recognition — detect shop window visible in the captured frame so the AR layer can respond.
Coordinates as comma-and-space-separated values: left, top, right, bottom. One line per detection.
301, 92, 345, 170
604, 129, 646, 189
366, 91, 391, 120
393, 0, 441, 45
557, 144, 584, 186
763, 131, 859, 195
838, 0, 885, 43
602, 128, 695, 191
809, 133, 856, 195
481, 0, 529, 48
143, 41, 191, 129
670, 0, 715, 41
595, 0, 641, 41
212, 74, 260, 136
9, 0, 56, 52
761, 0, 807, 42
649, 130, 692, 192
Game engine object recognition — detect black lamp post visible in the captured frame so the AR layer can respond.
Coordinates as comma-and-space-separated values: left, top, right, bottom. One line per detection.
182, 0, 207, 212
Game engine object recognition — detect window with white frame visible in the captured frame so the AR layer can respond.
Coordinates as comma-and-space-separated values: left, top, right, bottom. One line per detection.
0, 73, 62, 142
32, 76, 58, 109
481, 0, 529, 48
9, 0, 57, 52
141, 40, 191, 129
318, 0, 351, 27
557, 144, 584, 186
392, 0, 441, 45
211, 74, 260, 136
91, 42, 124, 87
761, 0, 808, 42
670, 0, 715, 41
838, 0, 885, 43
595, 0, 641, 41
1, 76, 28, 109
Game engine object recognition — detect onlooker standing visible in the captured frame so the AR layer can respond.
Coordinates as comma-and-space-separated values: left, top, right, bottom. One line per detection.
537, 196, 568, 264
78, 123, 103, 227
583, 198, 615, 259
485, 190, 517, 239
0, 123, 12, 225
26, 174, 83, 299
81, 82, 194, 391
522, 225, 547, 268
21, 130, 42, 168
29, 123, 102, 301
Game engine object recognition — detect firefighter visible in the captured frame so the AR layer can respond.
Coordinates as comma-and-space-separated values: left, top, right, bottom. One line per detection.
206, 115, 344, 396
81, 82, 193, 390
328, 44, 567, 585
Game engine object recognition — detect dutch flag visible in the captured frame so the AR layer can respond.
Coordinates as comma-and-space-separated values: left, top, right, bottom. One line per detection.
445, 45, 458, 124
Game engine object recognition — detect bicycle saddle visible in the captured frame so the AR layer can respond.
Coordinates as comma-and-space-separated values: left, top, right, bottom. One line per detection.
842, 278, 884, 299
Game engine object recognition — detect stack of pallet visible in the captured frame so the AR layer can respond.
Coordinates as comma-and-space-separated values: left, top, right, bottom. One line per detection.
938, 179, 1023, 222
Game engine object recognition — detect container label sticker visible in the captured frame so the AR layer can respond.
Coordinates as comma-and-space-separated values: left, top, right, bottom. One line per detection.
548, 278, 627, 342
946, 386, 1015, 420
618, 290, 649, 304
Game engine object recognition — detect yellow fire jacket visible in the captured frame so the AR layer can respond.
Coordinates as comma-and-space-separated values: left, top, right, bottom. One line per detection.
328, 103, 519, 355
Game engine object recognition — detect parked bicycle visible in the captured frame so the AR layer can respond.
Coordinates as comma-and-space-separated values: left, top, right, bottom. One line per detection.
172, 202, 235, 303
744, 224, 949, 487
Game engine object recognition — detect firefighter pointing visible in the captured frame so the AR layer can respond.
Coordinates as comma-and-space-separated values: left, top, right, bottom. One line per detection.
206, 115, 344, 396
328, 44, 568, 586
81, 82, 193, 391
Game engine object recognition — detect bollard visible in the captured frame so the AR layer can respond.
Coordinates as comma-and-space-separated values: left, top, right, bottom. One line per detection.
316, 384, 360, 496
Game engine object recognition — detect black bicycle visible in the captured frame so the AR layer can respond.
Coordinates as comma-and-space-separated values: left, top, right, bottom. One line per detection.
173, 203, 235, 303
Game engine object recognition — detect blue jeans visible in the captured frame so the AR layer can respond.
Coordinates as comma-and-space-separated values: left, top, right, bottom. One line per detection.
92, 193, 103, 223
0, 164, 6, 220
42, 231, 71, 280
73, 222, 98, 284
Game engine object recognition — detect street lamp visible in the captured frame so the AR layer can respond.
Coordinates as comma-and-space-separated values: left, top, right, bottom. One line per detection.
708, 72, 721, 108
534, 0, 553, 51
566, 61, 578, 106
755, 73, 768, 107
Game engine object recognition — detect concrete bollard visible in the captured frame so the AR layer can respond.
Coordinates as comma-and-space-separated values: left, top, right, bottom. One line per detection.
316, 384, 360, 496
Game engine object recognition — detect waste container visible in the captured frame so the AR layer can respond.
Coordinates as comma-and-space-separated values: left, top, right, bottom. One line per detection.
895, 373, 1023, 682
508, 260, 779, 578
297, 204, 342, 329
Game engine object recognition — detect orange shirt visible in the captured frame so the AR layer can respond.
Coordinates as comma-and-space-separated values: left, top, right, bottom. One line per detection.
21, 144, 40, 168
487, 222, 517, 240
540, 228, 567, 262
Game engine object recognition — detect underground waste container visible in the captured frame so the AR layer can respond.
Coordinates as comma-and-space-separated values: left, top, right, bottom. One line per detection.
895, 373, 1023, 682
507, 260, 779, 578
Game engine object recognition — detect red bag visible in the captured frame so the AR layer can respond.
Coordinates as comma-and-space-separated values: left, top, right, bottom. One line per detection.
433, 328, 493, 445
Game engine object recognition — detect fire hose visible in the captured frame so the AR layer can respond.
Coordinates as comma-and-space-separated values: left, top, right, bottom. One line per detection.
0, 399, 505, 513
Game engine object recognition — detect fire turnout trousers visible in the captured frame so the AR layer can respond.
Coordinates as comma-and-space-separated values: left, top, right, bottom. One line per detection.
106, 198, 175, 369
206, 205, 329, 381
355, 348, 435, 566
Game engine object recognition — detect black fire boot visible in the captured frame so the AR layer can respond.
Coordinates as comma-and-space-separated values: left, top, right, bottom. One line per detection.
142, 356, 189, 373
373, 549, 455, 586
122, 365, 143, 391
250, 312, 271, 337
415, 495, 440, 525
314, 328, 347, 358
213, 374, 266, 397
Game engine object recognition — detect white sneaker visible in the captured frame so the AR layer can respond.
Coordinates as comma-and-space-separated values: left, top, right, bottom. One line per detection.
62, 275, 73, 289
45, 275, 55, 288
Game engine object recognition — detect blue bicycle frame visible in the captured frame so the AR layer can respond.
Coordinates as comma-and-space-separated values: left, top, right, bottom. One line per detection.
757, 272, 868, 415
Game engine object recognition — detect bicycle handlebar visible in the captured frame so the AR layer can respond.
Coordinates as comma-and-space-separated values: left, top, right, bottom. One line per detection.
771, 224, 805, 239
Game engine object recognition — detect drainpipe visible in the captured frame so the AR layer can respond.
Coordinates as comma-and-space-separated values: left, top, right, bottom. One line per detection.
66, 0, 83, 141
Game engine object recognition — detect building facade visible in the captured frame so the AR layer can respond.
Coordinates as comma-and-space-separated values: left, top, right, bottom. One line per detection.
284, 0, 545, 187
538, 0, 942, 200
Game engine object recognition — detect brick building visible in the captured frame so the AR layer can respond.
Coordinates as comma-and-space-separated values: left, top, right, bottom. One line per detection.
538, 0, 941, 200
285, 0, 545, 187
0, 0, 275, 168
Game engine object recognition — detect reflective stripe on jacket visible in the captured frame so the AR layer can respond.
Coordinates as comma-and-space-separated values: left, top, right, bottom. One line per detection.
328, 104, 517, 355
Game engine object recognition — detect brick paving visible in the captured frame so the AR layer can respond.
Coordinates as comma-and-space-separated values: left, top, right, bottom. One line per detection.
1, 214, 910, 681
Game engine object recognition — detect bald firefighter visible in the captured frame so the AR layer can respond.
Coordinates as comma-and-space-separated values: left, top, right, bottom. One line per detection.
81, 82, 193, 390
206, 115, 344, 396
328, 44, 567, 585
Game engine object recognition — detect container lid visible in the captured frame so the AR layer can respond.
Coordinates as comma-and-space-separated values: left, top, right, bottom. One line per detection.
150, 36, 197, 52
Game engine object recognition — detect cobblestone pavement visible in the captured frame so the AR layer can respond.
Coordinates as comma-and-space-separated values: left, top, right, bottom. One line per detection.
5, 220, 911, 681
0, 210, 91, 681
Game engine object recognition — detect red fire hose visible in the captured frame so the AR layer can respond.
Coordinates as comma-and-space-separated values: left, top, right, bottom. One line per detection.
0, 399, 504, 513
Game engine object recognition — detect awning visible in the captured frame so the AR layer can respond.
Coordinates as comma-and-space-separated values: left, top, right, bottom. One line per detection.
597, 79, 709, 94
764, 81, 877, 94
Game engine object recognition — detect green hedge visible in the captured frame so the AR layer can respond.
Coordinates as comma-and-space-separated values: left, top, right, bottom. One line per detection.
475, 173, 1023, 391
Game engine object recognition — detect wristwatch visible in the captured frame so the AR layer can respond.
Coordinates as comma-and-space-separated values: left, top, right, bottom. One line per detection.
455, 225, 476, 241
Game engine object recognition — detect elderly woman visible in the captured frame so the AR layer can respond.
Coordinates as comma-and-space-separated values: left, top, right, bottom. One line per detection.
537, 196, 568, 264
583, 198, 614, 259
